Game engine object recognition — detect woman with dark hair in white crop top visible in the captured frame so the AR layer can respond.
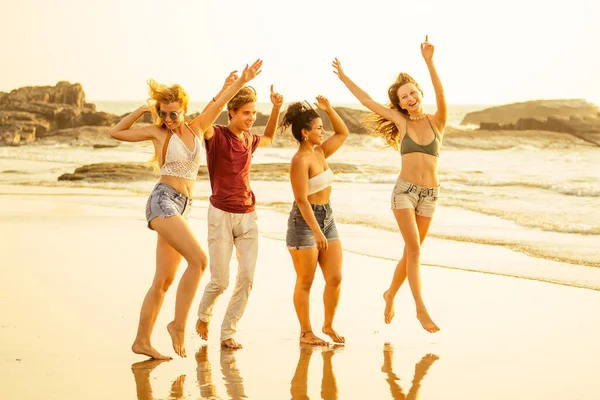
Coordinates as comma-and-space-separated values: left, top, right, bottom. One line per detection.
108, 61, 262, 360
280, 95, 349, 346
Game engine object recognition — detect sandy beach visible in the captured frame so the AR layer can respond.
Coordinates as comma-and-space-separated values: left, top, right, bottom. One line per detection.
1, 186, 600, 400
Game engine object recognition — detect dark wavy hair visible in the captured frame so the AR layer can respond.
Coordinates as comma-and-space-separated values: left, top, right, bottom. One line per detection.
367, 72, 424, 150
279, 101, 320, 143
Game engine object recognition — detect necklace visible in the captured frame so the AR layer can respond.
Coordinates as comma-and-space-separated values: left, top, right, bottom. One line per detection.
408, 114, 427, 121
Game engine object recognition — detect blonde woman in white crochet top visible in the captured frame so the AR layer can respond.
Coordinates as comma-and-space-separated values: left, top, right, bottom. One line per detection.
108, 60, 263, 360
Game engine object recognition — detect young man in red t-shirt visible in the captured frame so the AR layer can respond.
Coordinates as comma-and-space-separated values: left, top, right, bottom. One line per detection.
196, 73, 284, 349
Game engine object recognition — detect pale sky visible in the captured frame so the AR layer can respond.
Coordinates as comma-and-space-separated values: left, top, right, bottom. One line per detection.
2, 0, 599, 106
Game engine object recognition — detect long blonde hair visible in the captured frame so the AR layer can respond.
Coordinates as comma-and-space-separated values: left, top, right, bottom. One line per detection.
146, 79, 190, 167
367, 72, 424, 150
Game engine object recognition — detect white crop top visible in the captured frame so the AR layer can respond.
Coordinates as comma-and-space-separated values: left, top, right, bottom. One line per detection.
308, 168, 334, 195
160, 126, 203, 180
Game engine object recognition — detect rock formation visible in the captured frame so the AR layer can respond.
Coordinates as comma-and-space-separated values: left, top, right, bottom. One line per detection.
0, 81, 119, 145
461, 99, 600, 146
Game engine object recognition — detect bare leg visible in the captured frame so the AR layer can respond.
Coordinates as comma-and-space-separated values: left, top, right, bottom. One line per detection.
392, 209, 439, 333
318, 240, 345, 343
321, 348, 339, 400
406, 353, 440, 400
131, 359, 169, 400
384, 215, 434, 324
289, 248, 328, 346
132, 234, 182, 360
151, 215, 208, 357
290, 345, 314, 399
381, 343, 406, 400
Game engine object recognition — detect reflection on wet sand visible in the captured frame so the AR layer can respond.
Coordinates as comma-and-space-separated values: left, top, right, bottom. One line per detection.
291, 344, 344, 400
130, 359, 186, 400
196, 345, 247, 399
382, 343, 439, 400
131, 345, 247, 400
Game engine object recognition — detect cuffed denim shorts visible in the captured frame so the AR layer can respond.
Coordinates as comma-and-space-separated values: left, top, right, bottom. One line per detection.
391, 176, 440, 218
286, 202, 340, 250
145, 183, 192, 230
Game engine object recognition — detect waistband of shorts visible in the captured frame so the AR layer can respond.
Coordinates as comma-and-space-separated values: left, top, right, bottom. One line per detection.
292, 201, 332, 212
396, 178, 440, 197
154, 183, 189, 200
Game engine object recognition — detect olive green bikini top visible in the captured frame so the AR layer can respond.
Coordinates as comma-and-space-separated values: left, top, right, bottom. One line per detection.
400, 117, 441, 157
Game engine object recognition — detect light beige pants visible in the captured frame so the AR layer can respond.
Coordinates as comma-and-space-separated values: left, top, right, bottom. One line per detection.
197, 204, 259, 341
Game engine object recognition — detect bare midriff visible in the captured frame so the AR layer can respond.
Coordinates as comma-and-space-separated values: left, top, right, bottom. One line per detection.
399, 152, 439, 187
307, 186, 332, 205
159, 175, 195, 198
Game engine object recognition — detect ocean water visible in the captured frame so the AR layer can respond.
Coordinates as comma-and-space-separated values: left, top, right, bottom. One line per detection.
1, 103, 598, 286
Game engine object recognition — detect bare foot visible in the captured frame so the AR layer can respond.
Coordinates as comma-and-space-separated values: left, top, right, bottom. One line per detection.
131, 358, 169, 399
322, 326, 345, 344
416, 310, 440, 333
381, 343, 397, 376
132, 341, 172, 360
414, 353, 440, 380
170, 375, 186, 399
195, 345, 209, 363
221, 338, 243, 350
131, 358, 169, 372
300, 331, 329, 346
196, 318, 209, 341
418, 353, 440, 365
167, 321, 187, 358
383, 290, 395, 324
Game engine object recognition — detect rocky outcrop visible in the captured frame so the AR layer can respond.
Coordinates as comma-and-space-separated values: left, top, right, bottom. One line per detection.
58, 161, 396, 183
461, 100, 600, 146
461, 99, 599, 125
0, 82, 119, 145
2, 81, 374, 146
37, 126, 120, 147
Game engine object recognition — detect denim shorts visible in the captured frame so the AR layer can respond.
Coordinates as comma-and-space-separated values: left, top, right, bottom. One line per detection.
145, 183, 192, 230
286, 202, 340, 250
391, 176, 440, 217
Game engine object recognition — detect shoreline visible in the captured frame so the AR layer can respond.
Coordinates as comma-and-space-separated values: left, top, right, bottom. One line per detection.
2, 183, 599, 290
1, 189, 600, 400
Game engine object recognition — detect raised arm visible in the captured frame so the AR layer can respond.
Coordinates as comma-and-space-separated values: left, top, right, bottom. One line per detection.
333, 58, 404, 126
189, 59, 263, 140
199, 70, 238, 114
315, 95, 349, 158
257, 85, 284, 147
421, 35, 447, 132
109, 105, 156, 142
290, 157, 328, 251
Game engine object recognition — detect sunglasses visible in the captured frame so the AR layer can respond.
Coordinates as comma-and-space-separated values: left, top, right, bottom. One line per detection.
158, 110, 182, 120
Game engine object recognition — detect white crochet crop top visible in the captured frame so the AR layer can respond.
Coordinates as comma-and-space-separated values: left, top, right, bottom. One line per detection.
308, 168, 334, 195
160, 126, 203, 180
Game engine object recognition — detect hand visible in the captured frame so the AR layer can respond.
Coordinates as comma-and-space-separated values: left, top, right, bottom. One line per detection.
138, 105, 150, 113
270, 85, 284, 108
420, 35, 434, 61
314, 230, 329, 252
241, 59, 263, 83
332, 58, 347, 81
314, 95, 332, 112
222, 70, 239, 90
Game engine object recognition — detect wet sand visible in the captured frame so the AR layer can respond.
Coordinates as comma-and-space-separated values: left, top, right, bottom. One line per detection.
1, 187, 600, 399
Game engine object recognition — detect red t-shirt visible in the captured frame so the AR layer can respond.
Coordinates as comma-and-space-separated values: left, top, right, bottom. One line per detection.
205, 125, 261, 213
